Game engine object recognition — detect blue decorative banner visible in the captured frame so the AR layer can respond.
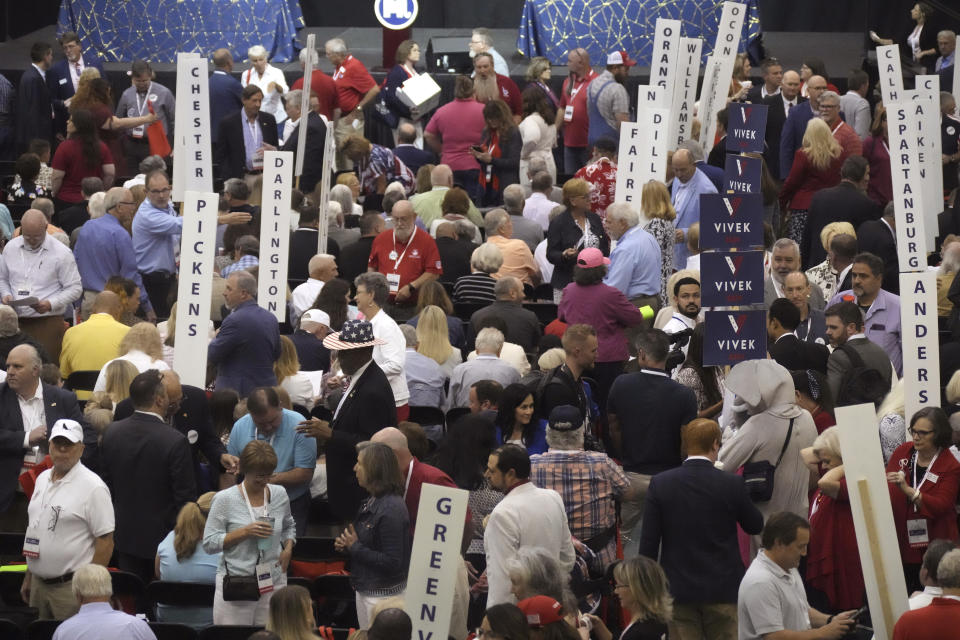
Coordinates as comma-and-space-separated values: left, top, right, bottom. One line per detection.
724, 154, 762, 194
699, 193, 764, 251
703, 309, 767, 366
726, 103, 768, 153
701, 250, 765, 307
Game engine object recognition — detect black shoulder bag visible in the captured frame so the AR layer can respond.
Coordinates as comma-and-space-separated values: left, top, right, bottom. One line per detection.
742, 418, 795, 503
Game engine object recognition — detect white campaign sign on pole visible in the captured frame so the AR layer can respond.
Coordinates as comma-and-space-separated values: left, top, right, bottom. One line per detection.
295, 33, 316, 178
405, 484, 468, 640
614, 124, 644, 209
699, 1, 746, 156
639, 107, 671, 184
650, 19, 681, 108
887, 103, 927, 270
671, 37, 702, 148
900, 271, 940, 420
834, 404, 909, 640
172, 53, 213, 203
260, 151, 293, 321
877, 45, 905, 105
173, 191, 218, 388
912, 76, 942, 247
317, 117, 335, 254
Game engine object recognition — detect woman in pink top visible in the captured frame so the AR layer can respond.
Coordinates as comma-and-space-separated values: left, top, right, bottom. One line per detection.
424, 75, 487, 204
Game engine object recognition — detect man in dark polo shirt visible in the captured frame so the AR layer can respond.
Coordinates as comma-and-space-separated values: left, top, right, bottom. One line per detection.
607, 327, 698, 556
367, 200, 442, 321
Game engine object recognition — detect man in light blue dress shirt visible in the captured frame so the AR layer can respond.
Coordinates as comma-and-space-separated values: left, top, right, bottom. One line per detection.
132, 170, 182, 319
670, 149, 717, 271
603, 202, 662, 311
52, 564, 156, 640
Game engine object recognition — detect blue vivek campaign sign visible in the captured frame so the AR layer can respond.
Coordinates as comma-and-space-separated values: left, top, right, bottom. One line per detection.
375, 0, 419, 30
703, 310, 767, 366
699, 193, 764, 251
724, 154, 763, 194
725, 103, 768, 154
701, 250, 765, 307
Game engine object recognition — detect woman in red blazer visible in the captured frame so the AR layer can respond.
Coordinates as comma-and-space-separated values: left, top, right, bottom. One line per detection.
886, 407, 960, 592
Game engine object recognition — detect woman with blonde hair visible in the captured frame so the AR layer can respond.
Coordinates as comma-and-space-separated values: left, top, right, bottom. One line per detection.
805, 221, 856, 301
93, 322, 169, 392
779, 118, 845, 244
155, 492, 220, 627
587, 556, 672, 639
406, 280, 465, 349
266, 584, 316, 640
274, 336, 315, 411
640, 180, 677, 306
102, 358, 138, 407
415, 305, 462, 378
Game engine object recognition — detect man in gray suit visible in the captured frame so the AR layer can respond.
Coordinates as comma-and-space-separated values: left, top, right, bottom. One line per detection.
824, 300, 893, 404
503, 184, 544, 253
765, 238, 825, 310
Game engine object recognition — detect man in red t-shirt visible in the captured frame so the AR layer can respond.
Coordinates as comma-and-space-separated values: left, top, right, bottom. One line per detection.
557, 48, 598, 174
290, 48, 338, 120
367, 201, 442, 318
473, 53, 521, 120
324, 37, 379, 169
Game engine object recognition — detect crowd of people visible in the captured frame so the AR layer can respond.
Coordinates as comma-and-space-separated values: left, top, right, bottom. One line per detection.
1, 7, 960, 639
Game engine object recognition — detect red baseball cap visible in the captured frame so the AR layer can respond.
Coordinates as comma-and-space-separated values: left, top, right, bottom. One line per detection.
606, 51, 637, 67
577, 247, 611, 268
517, 595, 564, 628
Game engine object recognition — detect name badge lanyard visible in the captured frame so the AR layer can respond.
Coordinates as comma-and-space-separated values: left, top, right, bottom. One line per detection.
911, 449, 940, 512
239, 481, 269, 523
136, 83, 153, 117
402, 459, 414, 500
19, 245, 44, 293
389, 226, 417, 271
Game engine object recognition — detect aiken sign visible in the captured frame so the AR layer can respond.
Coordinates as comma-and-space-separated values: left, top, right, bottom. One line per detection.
699, 193, 764, 250
701, 250, 765, 306
703, 310, 766, 366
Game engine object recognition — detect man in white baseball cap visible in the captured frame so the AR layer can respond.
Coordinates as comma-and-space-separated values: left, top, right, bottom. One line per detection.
586, 49, 636, 146
20, 419, 114, 620
290, 309, 333, 372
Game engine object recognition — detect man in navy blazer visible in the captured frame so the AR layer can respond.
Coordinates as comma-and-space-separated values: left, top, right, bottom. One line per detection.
778, 75, 826, 179
47, 32, 105, 137
209, 49, 243, 149
208, 270, 281, 396
215, 84, 279, 182
279, 90, 328, 194
16, 43, 58, 152
392, 122, 436, 175
639, 418, 763, 640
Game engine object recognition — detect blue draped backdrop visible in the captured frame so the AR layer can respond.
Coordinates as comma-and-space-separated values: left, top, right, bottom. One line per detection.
57, 0, 303, 63
517, 0, 762, 66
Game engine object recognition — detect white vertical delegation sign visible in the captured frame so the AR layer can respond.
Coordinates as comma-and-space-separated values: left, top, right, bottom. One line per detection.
405, 484, 468, 640
650, 19, 681, 108
172, 53, 213, 203
639, 107, 670, 184
887, 103, 927, 269
699, 1, 746, 156
317, 118, 335, 254
877, 45, 905, 105
296, 33, 316, 178
900, 271, 940, 420
671, 37, 702, 147
912, 76, 942, 247
834, 404, 909, 640
173, 191, 218, 388
614, 124, 644, 211
260, 151, 293, 321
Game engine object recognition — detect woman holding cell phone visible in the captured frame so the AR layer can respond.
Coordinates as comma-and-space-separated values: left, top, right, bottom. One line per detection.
203, 440, 296, 625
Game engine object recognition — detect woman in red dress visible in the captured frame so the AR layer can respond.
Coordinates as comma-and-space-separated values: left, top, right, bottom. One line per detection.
805, 427, 865, 611
886, 407, 960, 593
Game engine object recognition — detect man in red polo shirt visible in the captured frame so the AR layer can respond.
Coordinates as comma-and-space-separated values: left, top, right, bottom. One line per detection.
324, 37, 378, 169
557, 48, 598, 173
473, 53, 521, 120
368, 200, 442, 319
290, 47, 338, 120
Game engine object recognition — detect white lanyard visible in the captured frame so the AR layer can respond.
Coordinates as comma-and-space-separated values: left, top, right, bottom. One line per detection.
641, 368, 669, 378
402, 459, 414, 500
135, 83, 152, 117
913, 449, 941, 492
255, 427, 276, 449
882, 141, 889, 155
391, 226, 417, 271
239, 482, 268, 523
19, 245, 44, 285
831, 121, 843, 136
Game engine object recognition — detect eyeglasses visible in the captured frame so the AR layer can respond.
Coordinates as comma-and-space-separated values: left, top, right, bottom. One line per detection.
148, 187, 171, 195
909, 428, 935, 437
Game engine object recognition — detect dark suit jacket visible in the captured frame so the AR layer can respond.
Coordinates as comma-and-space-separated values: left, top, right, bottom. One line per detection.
638, 458, 763, 604
436, 237, 476, 285
338, 236, 376, 284
114, 385, 225, 479
763, 94, 806, 179
0, 382, 98, 512
769, 333, 829, 374
327, 360, 397, 520
856, 219, 899, 294
288, 228, 340, 281
469, 300, 542, 353
215, 110, 279, 181
802, 182, 881, 269
54, 200, 89, 235
15, 67, 54, 150
289, 329, 330, 372
393, 144, 436, 176
209, 71, 243, 145
826, 336, 893, 403
208, 299, 281, 395
778, 100, 816, 179
101, 412, 196, 557
280, 111, 327, 194
546, 210, 609, 290
48, 56, 104, 101
696, 160, 724, 192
